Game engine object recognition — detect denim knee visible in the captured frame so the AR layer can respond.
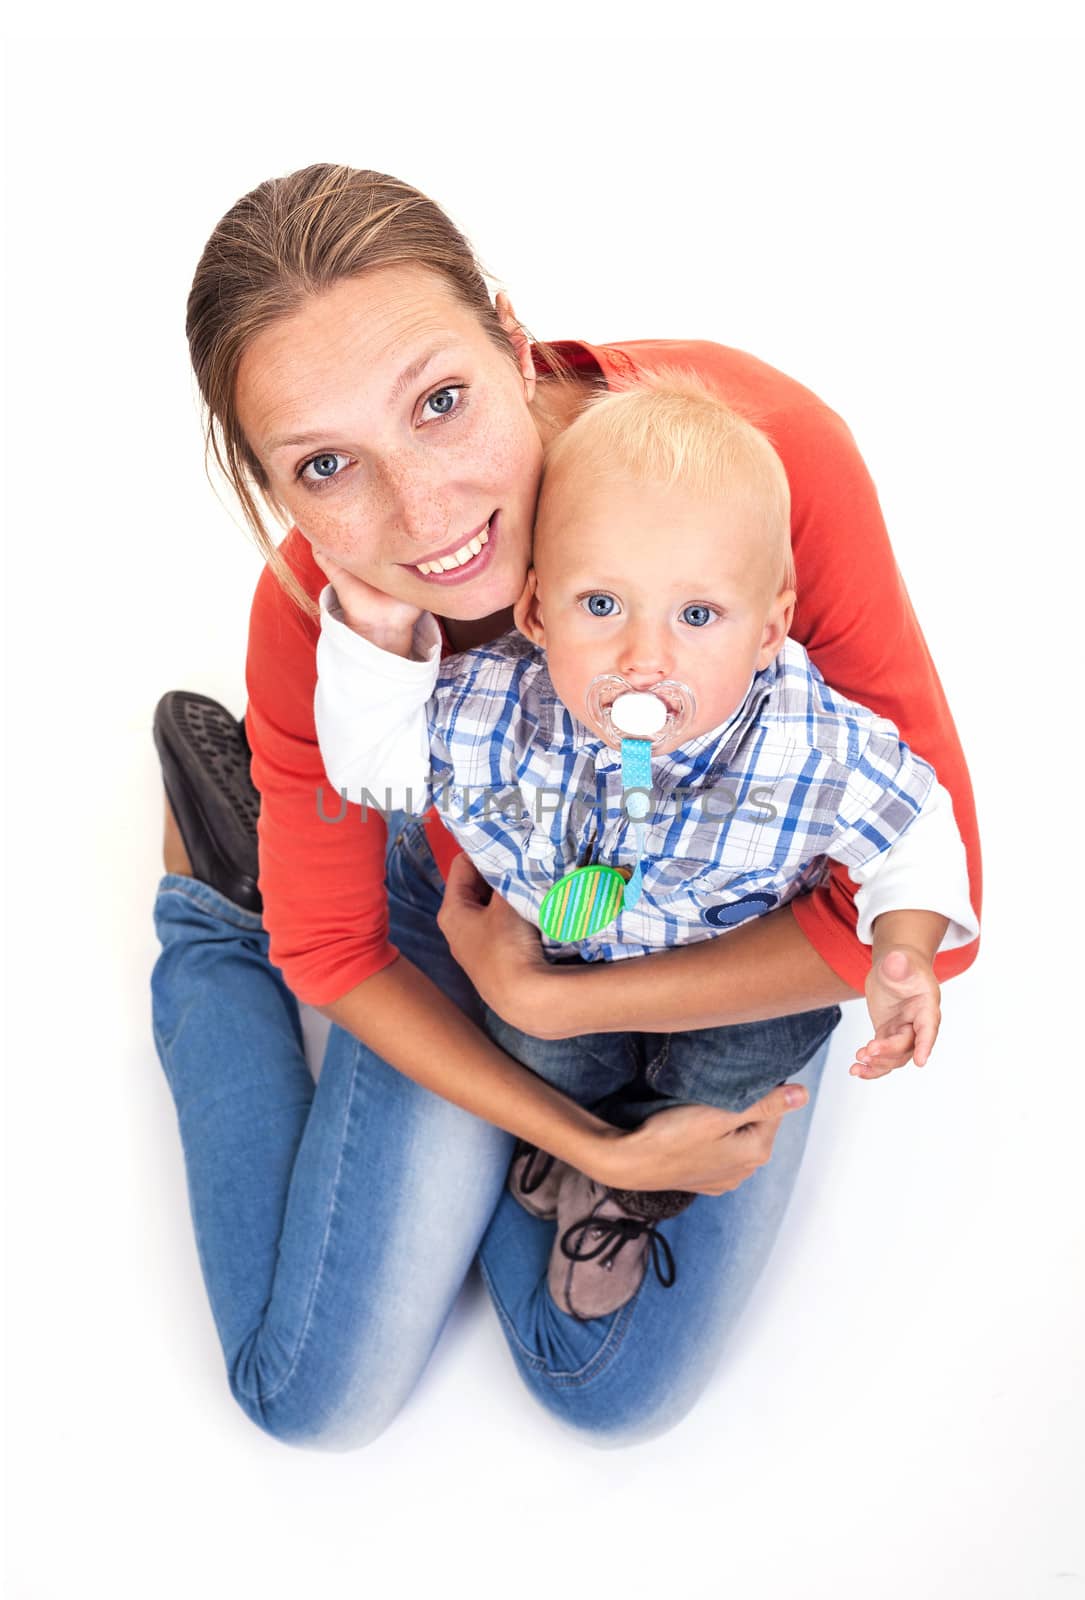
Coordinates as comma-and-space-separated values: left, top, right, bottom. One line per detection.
225, 1357, 411, 1454
526, 1367, 708, 1452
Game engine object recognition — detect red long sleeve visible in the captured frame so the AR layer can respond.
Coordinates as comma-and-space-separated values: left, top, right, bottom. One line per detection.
244, 529, 400, 1004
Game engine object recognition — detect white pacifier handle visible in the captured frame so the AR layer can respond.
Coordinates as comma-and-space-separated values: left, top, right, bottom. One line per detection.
610, 691, 668, 738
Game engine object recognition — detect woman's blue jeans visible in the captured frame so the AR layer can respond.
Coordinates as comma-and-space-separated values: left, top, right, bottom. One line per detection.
149, 813, 834, 1452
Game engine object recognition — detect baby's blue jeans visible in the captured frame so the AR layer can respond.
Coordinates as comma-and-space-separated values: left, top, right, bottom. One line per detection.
149, 812, 836, 1452
484, 993, 840, 1127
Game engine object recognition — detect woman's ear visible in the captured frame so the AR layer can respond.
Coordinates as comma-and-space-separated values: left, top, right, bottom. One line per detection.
514, 567, 546, 644
756, 587, 796, 668
496, 291, 536, 404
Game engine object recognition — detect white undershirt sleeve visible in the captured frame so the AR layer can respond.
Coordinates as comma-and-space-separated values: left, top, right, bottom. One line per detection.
313, 583, 442, 814
847, 781, 979, 950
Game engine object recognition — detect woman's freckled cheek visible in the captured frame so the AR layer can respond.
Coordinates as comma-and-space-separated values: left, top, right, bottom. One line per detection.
472, 413, 536, 496
478, 429, 516, 480
294, 501, 383, 574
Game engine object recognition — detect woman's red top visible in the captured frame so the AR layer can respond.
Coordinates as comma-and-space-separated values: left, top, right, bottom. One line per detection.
243, 337, 982, 1006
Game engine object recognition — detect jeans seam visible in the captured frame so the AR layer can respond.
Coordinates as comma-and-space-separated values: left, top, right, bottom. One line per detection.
233, 1033, 361, 1409
156, 875, 265, 931
395, 822, 444, 894
644, 1035, 671, 1089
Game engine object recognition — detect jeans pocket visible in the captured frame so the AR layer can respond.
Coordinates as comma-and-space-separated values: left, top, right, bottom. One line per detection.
397, 817, 446, 889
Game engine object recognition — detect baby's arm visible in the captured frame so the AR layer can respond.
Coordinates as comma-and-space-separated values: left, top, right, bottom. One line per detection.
829, 755, 979, 1078
852, 908, 948, 1078
313, 581, 442, 814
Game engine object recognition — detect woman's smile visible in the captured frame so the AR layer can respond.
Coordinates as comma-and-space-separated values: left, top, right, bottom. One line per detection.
401, 511, 500, 585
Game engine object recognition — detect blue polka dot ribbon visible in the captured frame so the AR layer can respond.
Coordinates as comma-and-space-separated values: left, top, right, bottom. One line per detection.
620, 738, 653, 909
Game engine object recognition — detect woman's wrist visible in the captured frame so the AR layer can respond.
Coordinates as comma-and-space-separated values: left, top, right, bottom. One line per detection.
559, 1120, 673, 1191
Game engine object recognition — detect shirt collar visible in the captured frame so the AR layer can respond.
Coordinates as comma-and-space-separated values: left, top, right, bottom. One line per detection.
659, 657, 780, 782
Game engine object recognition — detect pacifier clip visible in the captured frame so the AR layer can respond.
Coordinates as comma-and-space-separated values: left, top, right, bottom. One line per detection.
538, 734, 653, 942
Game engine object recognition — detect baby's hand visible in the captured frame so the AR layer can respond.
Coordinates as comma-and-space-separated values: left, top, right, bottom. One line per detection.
311, 546, 423, 654
852, 947, 942, 1080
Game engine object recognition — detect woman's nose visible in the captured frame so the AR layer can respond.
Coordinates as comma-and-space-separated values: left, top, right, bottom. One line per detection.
378, 453, 452, 547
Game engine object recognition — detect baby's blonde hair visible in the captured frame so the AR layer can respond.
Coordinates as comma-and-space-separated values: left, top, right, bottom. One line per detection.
541, 363, 797, 595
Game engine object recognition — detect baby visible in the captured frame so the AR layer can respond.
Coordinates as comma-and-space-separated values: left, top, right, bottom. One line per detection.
312, 368, 978, 1321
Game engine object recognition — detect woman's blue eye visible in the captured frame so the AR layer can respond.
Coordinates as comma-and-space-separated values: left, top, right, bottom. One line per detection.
421, 385, 463, 420
299, 452, 349, 486
583, 594, 618, 617
682, 604, 715, 627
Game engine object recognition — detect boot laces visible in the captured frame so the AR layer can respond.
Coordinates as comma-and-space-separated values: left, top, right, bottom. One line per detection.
559, 1212, 677, 1289
513, 1140, 555, 1196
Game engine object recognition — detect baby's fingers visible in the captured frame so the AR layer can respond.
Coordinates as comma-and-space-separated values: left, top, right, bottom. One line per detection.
851, 1023, 916, 1078
913, 1008, 941, 1068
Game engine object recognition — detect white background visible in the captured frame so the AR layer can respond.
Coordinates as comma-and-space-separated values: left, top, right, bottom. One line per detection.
4, 15, 1083, 1600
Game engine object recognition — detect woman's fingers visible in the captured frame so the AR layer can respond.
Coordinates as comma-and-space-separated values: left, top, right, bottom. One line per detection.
309, 544, 424, 635
310, 546, 343, 583
716, 1084, 810, 1179
449, 849, 488, 893
616, 1090, 809, 1194
441, 850, 492, 911
737, 1082, 809, 1123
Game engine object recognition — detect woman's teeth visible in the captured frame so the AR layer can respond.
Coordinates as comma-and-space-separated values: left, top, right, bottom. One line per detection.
415, 520, 490, 575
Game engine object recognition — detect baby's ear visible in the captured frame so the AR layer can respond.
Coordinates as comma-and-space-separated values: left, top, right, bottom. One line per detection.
514, 567, 546, 644
756, 586, 796, 668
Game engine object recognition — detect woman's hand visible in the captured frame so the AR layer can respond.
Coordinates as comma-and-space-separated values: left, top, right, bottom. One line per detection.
592, 1084, 810, 1195
311, 546, 423, 656
853, 945, 942, 1078
436, 853, 552, 1026
436, 855, 812, 1195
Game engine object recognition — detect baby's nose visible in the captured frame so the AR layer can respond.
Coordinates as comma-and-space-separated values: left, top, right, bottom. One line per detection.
617, 624, 672, 684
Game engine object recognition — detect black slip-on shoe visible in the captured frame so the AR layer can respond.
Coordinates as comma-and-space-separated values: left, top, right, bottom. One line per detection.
153, 690, 262, 913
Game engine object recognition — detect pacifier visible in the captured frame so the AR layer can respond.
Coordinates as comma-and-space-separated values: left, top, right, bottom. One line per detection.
585, 673, 698, 750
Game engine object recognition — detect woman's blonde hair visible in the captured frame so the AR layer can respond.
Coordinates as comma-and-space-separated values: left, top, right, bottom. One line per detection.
186, 162, 582, 619
539, 364, 798, 595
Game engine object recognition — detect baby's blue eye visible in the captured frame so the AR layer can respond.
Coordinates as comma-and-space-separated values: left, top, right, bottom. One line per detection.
682, 604, 715, 627
583, 594, 618, 617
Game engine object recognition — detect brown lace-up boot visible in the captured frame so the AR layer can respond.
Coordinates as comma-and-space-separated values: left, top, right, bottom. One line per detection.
548, 1169, 695, 1320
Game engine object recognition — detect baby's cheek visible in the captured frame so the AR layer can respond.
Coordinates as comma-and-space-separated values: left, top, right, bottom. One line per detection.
543, 647, 591, 722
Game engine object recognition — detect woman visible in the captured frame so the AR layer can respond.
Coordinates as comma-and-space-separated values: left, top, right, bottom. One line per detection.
151, 162, 982, 1451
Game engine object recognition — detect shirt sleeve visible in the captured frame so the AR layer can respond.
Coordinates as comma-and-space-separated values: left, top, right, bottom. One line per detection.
846, 782, 980, 950
764, 393, 983, 990
243, 531, 402, 1006
313, 584, 441, 814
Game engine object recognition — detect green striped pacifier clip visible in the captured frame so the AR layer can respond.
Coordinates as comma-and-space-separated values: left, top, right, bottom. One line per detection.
538, 736, 653, 942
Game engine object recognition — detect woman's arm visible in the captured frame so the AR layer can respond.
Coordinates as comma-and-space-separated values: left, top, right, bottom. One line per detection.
774, 389, 982, 991
546, 903, 861, 1034
317, 953, 810, 1192
435, 858, 859, 1039
313, 581, 441, 812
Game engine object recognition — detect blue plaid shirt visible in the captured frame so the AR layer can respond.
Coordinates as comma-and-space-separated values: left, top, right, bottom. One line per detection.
410, 631, 937, 963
